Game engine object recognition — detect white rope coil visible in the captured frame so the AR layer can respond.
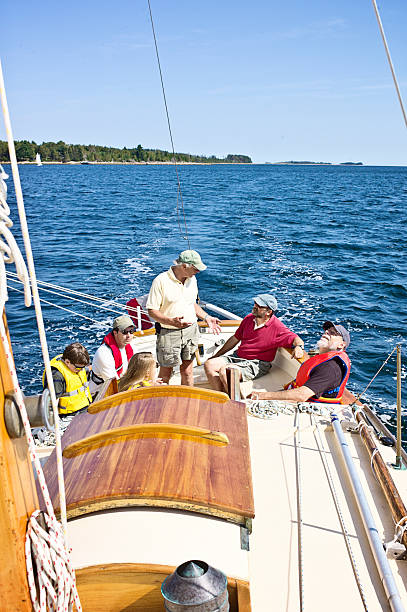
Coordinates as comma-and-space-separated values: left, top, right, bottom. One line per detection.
26, 511, 79, 612
246, 399, 331, 419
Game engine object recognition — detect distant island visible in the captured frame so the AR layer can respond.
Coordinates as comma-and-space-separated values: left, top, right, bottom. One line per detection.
266, 160, 363, 166
0, 140, 252, 165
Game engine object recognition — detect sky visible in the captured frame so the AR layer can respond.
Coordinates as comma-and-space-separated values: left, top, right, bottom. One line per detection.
1, 0, 407, 165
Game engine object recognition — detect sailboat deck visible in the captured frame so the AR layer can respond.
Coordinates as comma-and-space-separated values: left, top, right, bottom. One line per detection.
248, 408, 407, 611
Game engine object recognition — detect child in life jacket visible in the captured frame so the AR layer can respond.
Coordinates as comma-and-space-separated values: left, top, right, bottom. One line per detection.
118, 352, 158, 392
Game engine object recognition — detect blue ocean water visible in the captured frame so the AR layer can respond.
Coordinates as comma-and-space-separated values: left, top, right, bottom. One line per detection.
3, 163, 407, 431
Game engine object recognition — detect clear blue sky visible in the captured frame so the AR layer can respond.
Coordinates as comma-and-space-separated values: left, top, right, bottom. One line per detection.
2, 0, 406, 165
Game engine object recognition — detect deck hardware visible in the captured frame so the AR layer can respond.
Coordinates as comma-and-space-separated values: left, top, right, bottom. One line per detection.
4, 391, 54, 438
63, 423, 230, 458
4, 393, 24, 438
161, 559, 229, 611
393, 345, 405, 470
240, 525, 250, 551
385, 540, 407, 561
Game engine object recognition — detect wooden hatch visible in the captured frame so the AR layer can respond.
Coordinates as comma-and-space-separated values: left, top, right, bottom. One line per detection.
42, 388, 254, 525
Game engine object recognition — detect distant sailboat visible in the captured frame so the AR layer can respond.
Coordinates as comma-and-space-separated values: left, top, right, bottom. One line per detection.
35, 153, 42, 166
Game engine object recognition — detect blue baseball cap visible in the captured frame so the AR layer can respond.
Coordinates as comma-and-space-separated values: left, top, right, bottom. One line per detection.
253, 294, 278, 311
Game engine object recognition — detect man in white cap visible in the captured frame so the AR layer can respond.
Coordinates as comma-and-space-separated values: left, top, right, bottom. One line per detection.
249, 320, 351, 403
205, 294, 304, 392
147, 250, 221, 385
89, 314, 138, 395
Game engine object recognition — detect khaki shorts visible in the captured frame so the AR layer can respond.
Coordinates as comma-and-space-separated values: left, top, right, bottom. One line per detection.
156, 323, 200, 368
222, 352, 272, 382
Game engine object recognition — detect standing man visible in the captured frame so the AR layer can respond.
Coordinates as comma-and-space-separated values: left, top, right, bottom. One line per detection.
249, 320, 351, 403
204, 294, 304, 392
146, 250, 221, 385
89, 315, 138, 395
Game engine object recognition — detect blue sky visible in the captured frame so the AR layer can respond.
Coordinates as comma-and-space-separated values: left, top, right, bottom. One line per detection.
1, 0, 406, 164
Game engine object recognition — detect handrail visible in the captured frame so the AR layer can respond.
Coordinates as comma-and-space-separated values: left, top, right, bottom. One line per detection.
331, 412, 405, 612
88, 384, 230, 414
63, 423, 229, 458
354, 408, 407, 550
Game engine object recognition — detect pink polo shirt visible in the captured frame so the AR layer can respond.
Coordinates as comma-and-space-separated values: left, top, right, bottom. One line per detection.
235, 314, 297, 362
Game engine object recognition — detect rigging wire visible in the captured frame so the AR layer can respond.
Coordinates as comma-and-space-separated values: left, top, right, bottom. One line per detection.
7, 285, 108, 325
349, 345, 398, 407
147, 0, 191, 248
371, 0, 407, 130
6, 270, 150, 317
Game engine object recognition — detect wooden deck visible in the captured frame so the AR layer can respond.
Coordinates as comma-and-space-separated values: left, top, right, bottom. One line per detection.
42, 389, 254, 525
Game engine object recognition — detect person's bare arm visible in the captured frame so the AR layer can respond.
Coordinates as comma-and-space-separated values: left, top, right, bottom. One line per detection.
209, 335, 240, 359
194, 303, 221, 334
291, 335, 305, 360
148, 308, 191, 329
249, 385, 314, 402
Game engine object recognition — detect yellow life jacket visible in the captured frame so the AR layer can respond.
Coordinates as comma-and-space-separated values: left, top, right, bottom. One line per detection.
43, 355, 92, 415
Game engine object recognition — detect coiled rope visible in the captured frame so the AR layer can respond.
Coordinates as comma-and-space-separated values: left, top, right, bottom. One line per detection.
0, 58, 81, 611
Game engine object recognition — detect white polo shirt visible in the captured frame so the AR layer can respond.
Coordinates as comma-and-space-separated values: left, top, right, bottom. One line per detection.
146, 267, 198, 329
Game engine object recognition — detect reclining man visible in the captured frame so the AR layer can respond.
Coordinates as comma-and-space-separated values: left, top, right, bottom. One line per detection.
249, 320, 351, 403
204, 294, 304, 393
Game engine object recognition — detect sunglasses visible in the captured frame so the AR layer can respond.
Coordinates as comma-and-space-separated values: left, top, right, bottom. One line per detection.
121, 328, 135, 335
73, 363, 87, 370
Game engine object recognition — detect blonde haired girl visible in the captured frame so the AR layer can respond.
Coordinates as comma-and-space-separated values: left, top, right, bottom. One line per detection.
118, 352, 156, 392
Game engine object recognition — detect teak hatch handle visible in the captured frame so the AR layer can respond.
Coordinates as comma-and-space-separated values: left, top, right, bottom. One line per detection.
63, 423, 230, 458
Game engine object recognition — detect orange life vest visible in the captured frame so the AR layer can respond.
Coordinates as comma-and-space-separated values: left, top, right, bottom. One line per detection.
292, 351, 351, 403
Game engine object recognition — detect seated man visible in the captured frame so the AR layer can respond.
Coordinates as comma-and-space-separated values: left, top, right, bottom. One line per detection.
250, 320, 351, 403
43, 342, 92, 417
89, 315, 138, 396
204, 294, 304, 392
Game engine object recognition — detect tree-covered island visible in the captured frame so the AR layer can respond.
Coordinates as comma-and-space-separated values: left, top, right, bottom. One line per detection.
0, 140, 252, 164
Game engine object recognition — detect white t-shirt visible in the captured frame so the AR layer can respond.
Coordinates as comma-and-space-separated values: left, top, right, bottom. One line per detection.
146, 267, 198, 329
89, 338, 138, 394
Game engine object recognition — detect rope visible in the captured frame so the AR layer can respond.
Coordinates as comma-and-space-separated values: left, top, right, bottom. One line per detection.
147, 0, 190, 248
294, 408, 305, 612
26, 511, 79, 612
6, 270, 149, 315
0, 316, 81, 611
349, 345, 398, 407
0, 59, 81, 610
371, 0, 407, 130
7, 284, 111, 325
312, 414, 369, 610
246, 399, 331, 419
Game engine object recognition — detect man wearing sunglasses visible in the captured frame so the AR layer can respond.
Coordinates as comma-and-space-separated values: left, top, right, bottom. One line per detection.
43, 342, 92, 416
147, 250, 221, 386
205, 294, 304, 392
89, 315, 138, 395
249, 321, 351, 404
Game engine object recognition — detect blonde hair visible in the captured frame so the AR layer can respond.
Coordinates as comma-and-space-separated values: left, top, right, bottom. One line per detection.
118, 352, 156, 392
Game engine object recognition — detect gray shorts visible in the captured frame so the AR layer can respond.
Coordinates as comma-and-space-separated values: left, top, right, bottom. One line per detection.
157, 323, 200, 368
222, 352, 272, 382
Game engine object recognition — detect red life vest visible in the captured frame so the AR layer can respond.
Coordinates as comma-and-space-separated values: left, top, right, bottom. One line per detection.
293, 351, 351, 403
103, 332, 134, 378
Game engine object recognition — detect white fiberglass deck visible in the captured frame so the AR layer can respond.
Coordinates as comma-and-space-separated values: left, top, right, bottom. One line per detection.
248, 408, 407, 611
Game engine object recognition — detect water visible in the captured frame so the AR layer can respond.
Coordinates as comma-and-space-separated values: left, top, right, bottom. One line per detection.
3, 163, 407, 436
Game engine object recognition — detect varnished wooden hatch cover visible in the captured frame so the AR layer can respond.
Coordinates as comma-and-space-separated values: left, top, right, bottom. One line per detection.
42, 391, 254, 525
